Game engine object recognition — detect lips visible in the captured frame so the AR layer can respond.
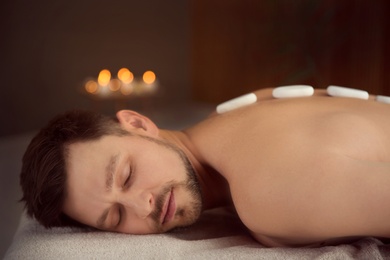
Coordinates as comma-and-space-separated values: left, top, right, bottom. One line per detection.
161, 189, 176, 225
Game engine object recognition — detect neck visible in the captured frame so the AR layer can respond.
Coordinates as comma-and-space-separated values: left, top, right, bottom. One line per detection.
159, 129, 232, 210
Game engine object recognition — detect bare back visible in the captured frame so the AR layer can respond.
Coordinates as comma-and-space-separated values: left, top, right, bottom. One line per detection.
185, 92, 390, 246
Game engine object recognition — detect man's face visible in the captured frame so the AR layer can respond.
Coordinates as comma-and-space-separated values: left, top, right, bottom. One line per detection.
63, 133, 202, 234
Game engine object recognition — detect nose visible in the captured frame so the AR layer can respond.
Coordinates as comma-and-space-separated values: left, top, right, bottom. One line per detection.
120, 190, 154, 219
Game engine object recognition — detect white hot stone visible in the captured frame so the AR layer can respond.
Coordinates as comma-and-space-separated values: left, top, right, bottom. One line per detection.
376, 95, 390, 104
216, 93, 257, 114
327, 86, 369, 100
272, 85, 314, 98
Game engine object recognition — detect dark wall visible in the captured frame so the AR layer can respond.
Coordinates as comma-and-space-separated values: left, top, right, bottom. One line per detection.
192, 0, 390, 104
0, 1, 191, 136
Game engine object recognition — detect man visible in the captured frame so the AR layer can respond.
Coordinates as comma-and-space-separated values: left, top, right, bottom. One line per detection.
20, 88, 390, 247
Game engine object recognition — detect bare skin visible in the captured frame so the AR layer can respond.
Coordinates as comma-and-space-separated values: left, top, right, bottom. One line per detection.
184, 88, 390, 246
64, 88, 390, 247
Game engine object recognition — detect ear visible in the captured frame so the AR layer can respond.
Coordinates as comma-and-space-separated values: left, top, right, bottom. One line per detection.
116, 110, 159, 136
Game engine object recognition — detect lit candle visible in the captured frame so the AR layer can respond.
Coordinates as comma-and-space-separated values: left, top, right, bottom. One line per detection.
142, 70, 158, 93
118, 68, 134, 84
117, 68, 134, 95
98, 69, 111, 96
109, 79, 121, 92
85, 80, 99, 94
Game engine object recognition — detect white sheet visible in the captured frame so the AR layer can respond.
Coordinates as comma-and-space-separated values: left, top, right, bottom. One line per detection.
5, 208, 390, 259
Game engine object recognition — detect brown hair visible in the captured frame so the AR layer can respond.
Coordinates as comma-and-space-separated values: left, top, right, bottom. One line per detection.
20, 110, 129, 228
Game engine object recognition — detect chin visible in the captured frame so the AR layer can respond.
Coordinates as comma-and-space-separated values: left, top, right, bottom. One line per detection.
178, 208, 202, 228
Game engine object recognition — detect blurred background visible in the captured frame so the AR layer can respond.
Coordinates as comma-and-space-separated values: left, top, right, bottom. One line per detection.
1, 0, 389, 257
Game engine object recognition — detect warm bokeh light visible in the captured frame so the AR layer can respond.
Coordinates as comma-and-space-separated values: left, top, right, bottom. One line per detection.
84, 68, 159, 97
142, 70, 156, 84
98, 69, 111, 86
120, 84, 134, 95
117, 68, 134, 84
85, 80, 98, 94
109, 79, 121, 91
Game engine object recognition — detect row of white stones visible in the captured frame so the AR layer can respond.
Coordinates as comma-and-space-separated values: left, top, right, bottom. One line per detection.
216, 85, 390, 114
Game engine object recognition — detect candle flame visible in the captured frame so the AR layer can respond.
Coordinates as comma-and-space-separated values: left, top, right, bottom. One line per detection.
143, 70, 156, 84
109, 79, 121, 91
85, 80, 98, 94
118, 68, 134, 84
98, 69, 111, 86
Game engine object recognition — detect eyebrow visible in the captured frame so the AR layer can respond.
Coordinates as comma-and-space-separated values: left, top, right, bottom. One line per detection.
96, 154, 119, 228
105, 154, 119, 191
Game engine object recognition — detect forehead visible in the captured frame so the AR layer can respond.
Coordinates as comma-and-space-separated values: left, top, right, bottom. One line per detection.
65, 134, 155, 170
65, 135, 128, 173
67, 136, 117, 158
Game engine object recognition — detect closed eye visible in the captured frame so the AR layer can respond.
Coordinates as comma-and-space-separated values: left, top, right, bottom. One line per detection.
117, 165, 132, 227
117, 206, 123, 227
123, 165, 132, 188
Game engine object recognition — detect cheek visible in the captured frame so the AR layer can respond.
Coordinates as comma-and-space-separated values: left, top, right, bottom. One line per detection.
120, 218, 156, 234
136, 147, 187, 183
139, 160, 177, 179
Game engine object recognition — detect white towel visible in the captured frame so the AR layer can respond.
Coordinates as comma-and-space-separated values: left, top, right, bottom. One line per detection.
5, 208, 390, 259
